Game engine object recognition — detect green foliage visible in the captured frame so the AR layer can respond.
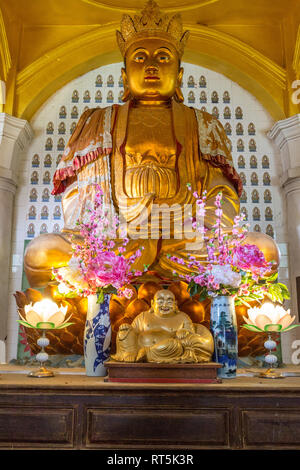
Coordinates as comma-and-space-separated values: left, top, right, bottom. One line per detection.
187, 268, 290, 307
96, 285, 118, 304
265, 282, 290, 303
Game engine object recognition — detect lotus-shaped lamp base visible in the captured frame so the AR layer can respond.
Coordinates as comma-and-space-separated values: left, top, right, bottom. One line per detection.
257, 368, 284, 379
258, 336, 284, 379
28, 330, 54, 378
28, 365, 54, 378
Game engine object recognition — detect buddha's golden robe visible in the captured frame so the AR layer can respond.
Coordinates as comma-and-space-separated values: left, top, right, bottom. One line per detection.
52, 99, 242, 278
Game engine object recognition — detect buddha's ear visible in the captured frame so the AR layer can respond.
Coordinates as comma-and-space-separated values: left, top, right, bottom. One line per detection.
121, 67, 127, 85
177, 67, 184, 87
174, 67, 184, 103
121, 67, 131, 102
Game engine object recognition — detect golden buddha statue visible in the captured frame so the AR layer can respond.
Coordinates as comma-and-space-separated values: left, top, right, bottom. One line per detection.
24, 0, 279, 289
111, 289, 214, 363
24, 0, 245, 288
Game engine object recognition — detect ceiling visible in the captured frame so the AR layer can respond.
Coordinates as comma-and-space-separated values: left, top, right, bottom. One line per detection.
2, 0, 298, 25
1, 0, 298, 70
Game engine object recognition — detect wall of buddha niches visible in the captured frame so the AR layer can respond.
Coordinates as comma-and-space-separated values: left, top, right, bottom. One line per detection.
7, 62, 288, 360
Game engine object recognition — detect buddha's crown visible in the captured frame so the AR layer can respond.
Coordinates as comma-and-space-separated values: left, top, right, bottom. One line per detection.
116, 0, 189, 58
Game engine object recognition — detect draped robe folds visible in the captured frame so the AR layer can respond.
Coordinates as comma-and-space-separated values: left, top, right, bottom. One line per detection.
52, 100, 242, 278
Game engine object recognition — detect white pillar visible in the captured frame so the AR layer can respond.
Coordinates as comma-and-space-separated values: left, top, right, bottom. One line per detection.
269, 114, 300, 362
0, 113, 33, 360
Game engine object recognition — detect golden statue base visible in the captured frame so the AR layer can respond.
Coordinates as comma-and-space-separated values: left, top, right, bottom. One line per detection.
105, 361, 222, 384
257, 368, 285, 379
28, 366, 54, 378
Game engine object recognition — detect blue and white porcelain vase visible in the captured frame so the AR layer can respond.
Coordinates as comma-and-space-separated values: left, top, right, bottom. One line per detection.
210, 295, 238, 379
84, 293, 112, 377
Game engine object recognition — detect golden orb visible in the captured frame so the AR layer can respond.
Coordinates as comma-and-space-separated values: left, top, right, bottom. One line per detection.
243, 231, 280, 272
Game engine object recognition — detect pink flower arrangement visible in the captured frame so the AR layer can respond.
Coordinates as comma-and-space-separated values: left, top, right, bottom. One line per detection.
169, 186, 290, 306
232, 244, 270, 280
53, 185, 146, 302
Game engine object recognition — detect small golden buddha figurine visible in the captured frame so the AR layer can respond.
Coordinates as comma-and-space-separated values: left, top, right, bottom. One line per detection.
111, 289, 214, 363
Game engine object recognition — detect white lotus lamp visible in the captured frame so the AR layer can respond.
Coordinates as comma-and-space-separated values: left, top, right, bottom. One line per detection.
18, 298, 73, 377
242, 302, 297, 333
242, 302, 299, 378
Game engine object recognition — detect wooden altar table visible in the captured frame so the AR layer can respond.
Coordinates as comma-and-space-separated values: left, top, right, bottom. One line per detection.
1, 365, 300, 450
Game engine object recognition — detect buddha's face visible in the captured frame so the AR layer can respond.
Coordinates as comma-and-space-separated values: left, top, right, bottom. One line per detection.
152, 290, 177, 318
122, 38, 183, 103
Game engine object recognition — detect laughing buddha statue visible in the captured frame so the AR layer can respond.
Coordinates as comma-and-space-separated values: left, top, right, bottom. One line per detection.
24, 0, 278, 289
111, 289, 214, 363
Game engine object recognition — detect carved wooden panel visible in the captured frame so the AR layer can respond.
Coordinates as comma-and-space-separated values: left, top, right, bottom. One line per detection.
242, 409, 300, 448
86, 407, 230, 449
0, 406, 75, 448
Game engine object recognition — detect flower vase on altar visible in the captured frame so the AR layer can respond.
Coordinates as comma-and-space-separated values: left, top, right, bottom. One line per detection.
169, 189, 290, 379
210, 295, 238, 378
52, 185, 146, 377
84, 294, 111, 377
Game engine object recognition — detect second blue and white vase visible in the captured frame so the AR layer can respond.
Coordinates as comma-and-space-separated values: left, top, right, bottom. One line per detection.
84, 293, 111, 377
210, 295, 238, 378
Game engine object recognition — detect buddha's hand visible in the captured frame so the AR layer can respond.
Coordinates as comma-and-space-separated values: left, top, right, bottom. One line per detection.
176, 328, 191, 341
